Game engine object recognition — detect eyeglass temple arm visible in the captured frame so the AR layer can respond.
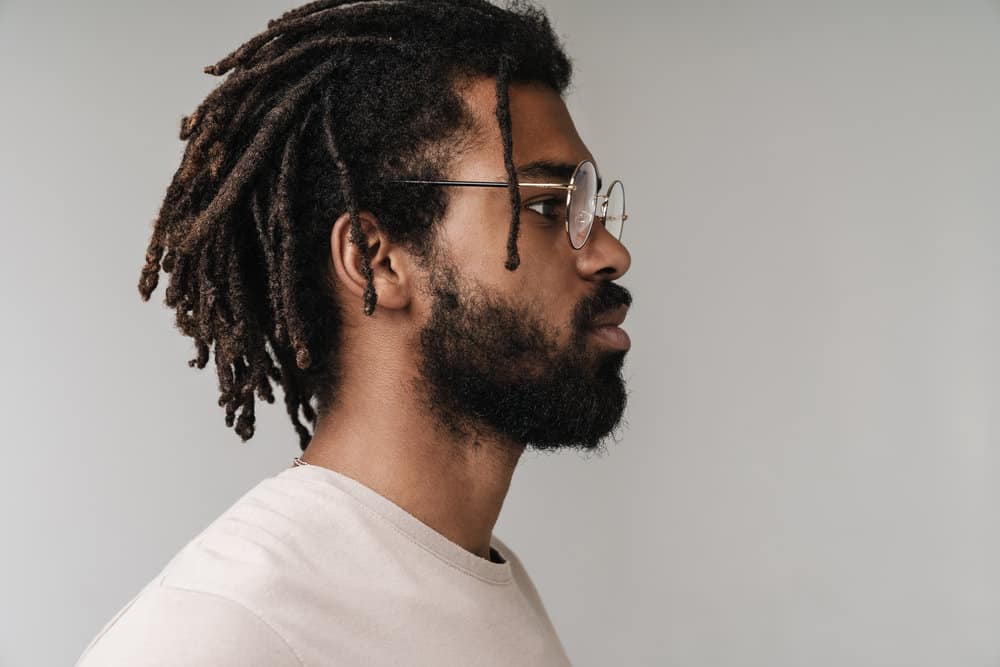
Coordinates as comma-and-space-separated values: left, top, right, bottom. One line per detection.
392, 179, 575, 190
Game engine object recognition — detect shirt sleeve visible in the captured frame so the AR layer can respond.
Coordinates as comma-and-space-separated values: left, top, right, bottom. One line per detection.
76, 582, 301, 667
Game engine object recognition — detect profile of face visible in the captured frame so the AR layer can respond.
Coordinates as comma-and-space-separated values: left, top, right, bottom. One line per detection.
409, 78, 633, 454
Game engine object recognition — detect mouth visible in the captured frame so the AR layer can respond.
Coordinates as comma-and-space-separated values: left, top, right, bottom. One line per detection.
589, 324, 631, 350
587, 304, 631, 350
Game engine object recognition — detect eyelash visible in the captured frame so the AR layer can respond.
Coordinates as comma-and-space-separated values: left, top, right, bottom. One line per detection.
525, 197, 564, 221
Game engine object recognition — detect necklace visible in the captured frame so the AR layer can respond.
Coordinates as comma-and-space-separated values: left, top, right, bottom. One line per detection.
292, 456, 309, 467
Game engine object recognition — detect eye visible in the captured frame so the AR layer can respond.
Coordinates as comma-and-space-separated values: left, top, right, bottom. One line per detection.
525, 197, 564, 221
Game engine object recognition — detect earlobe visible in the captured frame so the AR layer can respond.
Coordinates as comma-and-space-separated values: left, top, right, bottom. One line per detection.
329, 210, 412, 313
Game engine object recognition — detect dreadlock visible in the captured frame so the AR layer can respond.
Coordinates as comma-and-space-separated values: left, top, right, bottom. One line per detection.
137, 0, 572, 451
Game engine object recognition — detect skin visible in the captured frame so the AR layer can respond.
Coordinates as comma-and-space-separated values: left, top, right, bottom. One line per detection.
300, 76, 631, 561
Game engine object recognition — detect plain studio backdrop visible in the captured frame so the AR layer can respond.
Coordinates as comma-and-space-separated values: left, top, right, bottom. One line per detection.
1, 1, 998, 665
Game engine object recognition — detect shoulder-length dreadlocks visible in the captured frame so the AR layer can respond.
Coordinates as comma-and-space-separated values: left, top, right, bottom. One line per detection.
137, 0, 572, 450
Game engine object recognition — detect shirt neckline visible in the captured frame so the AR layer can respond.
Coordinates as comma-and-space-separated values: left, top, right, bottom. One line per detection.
278, 463, 514, 585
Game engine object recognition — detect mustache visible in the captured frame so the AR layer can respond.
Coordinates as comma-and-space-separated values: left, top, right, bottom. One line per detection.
575, 281, 633, 330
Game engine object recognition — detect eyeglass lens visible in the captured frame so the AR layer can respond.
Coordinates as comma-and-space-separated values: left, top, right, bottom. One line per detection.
604, 180, 626, 243
568, 161, 599, 249
567, 162, 626, 248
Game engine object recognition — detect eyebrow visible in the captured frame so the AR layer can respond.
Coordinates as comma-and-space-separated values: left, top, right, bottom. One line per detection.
515, 159, 603, 190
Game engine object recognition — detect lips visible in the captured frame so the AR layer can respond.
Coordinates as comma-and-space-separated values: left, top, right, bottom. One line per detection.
589, 304, 629, 329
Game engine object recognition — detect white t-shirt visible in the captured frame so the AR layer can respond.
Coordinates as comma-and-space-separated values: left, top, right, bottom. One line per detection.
76, 463, 571, 666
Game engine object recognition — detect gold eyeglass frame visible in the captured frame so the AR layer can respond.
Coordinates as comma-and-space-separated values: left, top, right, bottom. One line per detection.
391, 159, 627, 250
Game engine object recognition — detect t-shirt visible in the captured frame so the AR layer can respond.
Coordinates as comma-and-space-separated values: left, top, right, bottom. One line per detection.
76, 463, 571, 666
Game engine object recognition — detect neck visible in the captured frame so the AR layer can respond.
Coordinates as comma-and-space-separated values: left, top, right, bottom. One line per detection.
299, 356, 525, 561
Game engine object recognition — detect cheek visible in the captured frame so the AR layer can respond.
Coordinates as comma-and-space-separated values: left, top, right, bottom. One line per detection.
510, 225, 577, 296
436, 194, 514, 269
505, 261, 582, 341
504, 222, 583, 321
436, 194, 581, 329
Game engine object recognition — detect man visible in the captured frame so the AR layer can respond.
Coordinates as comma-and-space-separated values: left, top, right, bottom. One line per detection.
78, 0, 632, 664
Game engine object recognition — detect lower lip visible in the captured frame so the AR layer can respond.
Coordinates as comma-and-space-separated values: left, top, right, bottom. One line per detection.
589, 325, 631, 350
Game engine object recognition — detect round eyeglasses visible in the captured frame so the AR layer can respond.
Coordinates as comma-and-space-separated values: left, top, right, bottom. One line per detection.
391, 159, 627, 250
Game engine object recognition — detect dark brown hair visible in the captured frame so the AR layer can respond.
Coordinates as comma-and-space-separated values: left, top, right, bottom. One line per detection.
137, 0, 572, 450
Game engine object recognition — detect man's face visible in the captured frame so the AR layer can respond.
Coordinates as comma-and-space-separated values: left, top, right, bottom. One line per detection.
411, 77, 633, 454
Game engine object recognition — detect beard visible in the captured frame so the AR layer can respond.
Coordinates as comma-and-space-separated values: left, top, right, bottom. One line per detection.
412, 250, 632, 455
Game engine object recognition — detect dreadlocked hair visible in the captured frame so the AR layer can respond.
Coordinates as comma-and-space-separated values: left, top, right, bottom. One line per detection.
137, 0, 572, 451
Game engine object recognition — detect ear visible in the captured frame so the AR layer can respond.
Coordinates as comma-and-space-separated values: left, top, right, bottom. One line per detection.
329, 210, 413, 313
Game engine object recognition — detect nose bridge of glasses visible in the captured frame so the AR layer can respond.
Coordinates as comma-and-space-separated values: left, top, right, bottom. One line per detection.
593, 192, 609, 216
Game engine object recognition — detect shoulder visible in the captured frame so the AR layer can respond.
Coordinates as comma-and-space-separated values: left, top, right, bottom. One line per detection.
77, 472, 333, 667
142, 474, 337, 624
76, 578, 302, 666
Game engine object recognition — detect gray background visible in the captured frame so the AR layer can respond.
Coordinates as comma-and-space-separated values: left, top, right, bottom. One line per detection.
2, 1, 999, 665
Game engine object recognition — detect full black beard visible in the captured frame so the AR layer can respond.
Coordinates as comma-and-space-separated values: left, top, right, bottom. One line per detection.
413, 253, 632, 454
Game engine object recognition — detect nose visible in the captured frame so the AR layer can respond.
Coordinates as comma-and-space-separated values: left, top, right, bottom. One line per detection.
578, 217, 631, 281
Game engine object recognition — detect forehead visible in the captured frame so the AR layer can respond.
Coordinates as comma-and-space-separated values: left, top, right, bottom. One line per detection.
454, 76, 594, 177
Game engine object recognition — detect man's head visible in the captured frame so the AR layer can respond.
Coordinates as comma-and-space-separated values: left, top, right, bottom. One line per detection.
396, 78, 633, 455
139, 0, 631, 453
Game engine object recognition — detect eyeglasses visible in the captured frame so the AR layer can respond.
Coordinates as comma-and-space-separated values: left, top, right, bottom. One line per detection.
391, 159, 627, 250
